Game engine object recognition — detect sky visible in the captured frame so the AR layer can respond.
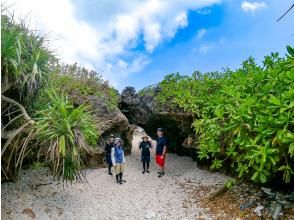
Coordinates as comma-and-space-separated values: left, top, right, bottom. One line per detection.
7, 0, 294, 91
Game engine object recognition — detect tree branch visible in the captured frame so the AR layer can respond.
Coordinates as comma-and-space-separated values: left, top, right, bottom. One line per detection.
1, 81, 14, 94
1, 95, 35, 123
1, 95, 35, 139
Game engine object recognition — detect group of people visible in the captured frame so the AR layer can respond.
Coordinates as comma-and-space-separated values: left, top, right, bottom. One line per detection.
104, 128, 168, 184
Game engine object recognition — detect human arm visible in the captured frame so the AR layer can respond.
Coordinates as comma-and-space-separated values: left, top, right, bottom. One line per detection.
161, 138, 168, 158
122, 151, 126, 163
111, 148, 116, 166
161, 146, 167, 158
148, 141, 153, 149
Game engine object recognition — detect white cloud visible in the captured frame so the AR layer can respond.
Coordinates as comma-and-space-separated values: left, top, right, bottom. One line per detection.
8, 0, 221, 88
193, 42, 217, 54
198, 43, 214, 53
241, 1, 267, 13
197, 28, 207, 39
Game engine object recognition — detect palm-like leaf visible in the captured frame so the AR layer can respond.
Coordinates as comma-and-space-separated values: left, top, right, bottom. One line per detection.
34, 90, 98, 184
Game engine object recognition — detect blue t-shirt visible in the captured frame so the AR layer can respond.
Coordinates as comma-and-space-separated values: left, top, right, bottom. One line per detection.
156, 136, 168, 155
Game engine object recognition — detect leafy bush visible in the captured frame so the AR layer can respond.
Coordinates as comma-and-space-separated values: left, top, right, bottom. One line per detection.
50, 63, 119, 110
1, 12, 53, 102
138, 84, 158, 97
1, 9, 54, 180
156, 47, 294, 184
34, 90, 98, 183
1, 10, 100, 184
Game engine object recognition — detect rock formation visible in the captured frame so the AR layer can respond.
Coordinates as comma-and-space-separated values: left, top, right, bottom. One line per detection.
120, 86, 195, 155
70, 93, 135, 167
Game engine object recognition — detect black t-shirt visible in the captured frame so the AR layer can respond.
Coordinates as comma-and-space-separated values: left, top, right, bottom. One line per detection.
156, 136, 168, 155
105, 142, 114, 155
140, 141, 152, 156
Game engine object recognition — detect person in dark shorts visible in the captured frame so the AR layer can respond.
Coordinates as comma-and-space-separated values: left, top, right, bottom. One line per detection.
156, 128, 168, 178
105, 134, 115, 175
139, 135, 152, 174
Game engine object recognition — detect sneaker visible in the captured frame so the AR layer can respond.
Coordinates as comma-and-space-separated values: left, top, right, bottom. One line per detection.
146, 170, 150, 173
142, 170, 146, 174
158, 172, 165, 178
157, 172, 161, 174
108, 172, 113, 175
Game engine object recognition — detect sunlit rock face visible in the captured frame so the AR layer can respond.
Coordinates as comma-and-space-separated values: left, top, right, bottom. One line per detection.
120, 86, 194, 155
70, 93, 135, 167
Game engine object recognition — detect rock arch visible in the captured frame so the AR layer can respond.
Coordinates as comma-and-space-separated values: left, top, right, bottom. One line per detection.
119, 86, 195, 157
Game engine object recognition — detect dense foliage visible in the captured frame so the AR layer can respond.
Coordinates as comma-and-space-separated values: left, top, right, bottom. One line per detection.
50, 63, 119, 110
157, 48, 294, 185
1, 10, 110, 183
34, 91, 98, 184
1, 10, 54, 180
1, 13, 53, 102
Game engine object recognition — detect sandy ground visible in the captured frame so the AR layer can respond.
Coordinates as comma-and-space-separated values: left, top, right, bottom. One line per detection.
1, 127, 228, 220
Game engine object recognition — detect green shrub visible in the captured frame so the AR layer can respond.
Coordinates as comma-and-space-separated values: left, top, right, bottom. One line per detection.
35, 91, 98, 182
34, 90, 99, 184
50, 63, 119, 110
156, 47, 294, 184
1, 12, 53, 102
2, 9, 104, 184
1, 9, 54, 180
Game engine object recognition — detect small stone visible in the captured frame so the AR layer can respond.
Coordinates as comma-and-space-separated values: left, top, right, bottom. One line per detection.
22, 208, 36, 218
253, 205, 264, 216
144, 211, 156, 219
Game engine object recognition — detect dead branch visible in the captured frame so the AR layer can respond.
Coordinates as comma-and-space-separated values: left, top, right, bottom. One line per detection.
1, 95, 35, 139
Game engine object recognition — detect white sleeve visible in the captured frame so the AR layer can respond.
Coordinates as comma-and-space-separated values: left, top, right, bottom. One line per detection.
111, 148, 116, 166
122, 151, 126, 163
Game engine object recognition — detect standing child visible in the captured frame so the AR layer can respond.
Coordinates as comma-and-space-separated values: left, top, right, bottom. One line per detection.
111, 138, 126, 184
105, 134, 115, 175
139, 135, 152, 174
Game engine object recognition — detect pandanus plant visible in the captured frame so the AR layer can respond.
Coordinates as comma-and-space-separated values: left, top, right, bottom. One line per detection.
1, 9, 53, 179
34, 90, 98, 184
1, 9, 98, 184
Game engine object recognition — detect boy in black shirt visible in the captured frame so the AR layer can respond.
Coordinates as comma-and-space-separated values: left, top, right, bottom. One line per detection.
139, 135, 152, 174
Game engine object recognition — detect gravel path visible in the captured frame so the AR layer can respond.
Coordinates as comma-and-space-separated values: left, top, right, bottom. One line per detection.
1, 128, 228, 220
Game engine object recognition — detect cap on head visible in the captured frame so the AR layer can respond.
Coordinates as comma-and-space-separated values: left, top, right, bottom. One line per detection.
109, 134, 115, 138
157, 128, 164, 132
114, 137, 122, 145
142, 135, 148, 139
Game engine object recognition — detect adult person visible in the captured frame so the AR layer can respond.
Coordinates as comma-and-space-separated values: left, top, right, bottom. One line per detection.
139, 135, 152, 174
111, 138, 126, 184
156, 128, 168, 178
104, 134, 115, 175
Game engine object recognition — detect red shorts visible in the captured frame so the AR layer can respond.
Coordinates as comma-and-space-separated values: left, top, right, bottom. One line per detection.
156, 155, 165, 167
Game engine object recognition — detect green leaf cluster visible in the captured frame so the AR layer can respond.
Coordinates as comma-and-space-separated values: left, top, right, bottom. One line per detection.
50, 63, 119, 110
34, 90, 99, 184
1, 12, 53, 102
156, 48, 294, 184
